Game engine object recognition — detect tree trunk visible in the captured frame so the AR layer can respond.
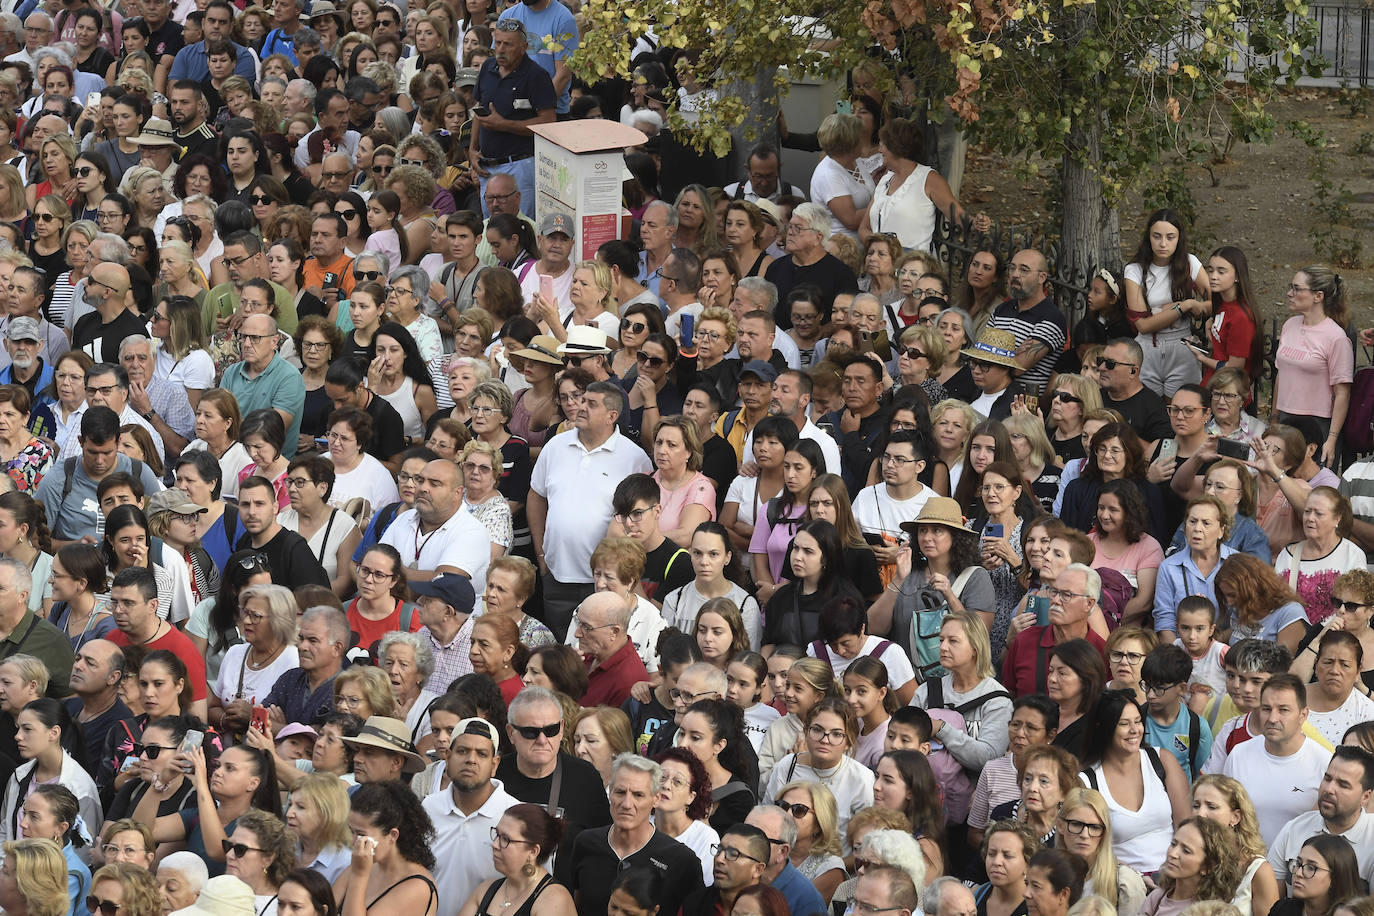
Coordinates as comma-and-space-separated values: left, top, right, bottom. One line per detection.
1061, 116, 1122, 273
725, 66, 779, 179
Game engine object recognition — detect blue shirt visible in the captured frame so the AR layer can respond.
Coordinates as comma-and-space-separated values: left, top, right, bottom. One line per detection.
497, 0, 578, 113
220, 354, 306, 458
1153, 543, 1236, 635
34, 453, 163, 541
1168, 512, 1271, 563
63, 841, 90, 916
168, 39, 257, 83
474, 54, 557, 160
261, 27, 298, 64
1145, 700, 1213, 780
771, 862, 826, 916
261, 666, 339, 727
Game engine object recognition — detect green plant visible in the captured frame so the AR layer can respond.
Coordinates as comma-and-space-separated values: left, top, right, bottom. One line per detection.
1352, 132, 1374, 155
1290, 120, 1363, 267
1337, 81, 1372, 118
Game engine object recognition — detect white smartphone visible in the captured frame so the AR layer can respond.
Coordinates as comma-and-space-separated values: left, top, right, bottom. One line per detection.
86, 91, 101, 109
1159, 438, 1178, 462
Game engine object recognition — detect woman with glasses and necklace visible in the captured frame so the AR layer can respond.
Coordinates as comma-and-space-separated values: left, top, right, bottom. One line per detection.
279, 456, 361, 598
455, 804, 574, 916
295, 317, 345, 454
1274, 266, 1353, 464
208, 583, 298, 738
325, 408, 400, 515
764, 697, 874, 843
460, 439, 511, 563
1055, 788, 1145, 916
384, 265, 443, 364
1103, 627, 1155, 705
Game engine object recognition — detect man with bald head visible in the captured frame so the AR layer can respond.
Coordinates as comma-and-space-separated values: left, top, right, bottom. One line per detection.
577, 591, 647, 707
320, 152, 353, 196
474, 172, 535, 266
30, 113, 67, 144
70, 263, 142, 363
6, 12, 51, 66
380, 458, 492, 592
64, 637, 133, 791
925, 877, 978, 916
987, 248, 1066, 397
645, 661, 726, 755
220, 313, 307, 457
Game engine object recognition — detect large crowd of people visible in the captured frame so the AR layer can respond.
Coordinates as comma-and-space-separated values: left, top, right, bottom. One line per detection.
0, 0, 1364, 915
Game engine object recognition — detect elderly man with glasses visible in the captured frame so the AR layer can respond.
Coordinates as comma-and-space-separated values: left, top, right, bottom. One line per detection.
575, 591, 647, 708
1000, 563, 1108, 697
468, 18, 555, 219
6, 12, 52, 67
764, 201, 858, 324
221, 313, 307, 457
744, 804, 828, 916
472, 173, 535, 268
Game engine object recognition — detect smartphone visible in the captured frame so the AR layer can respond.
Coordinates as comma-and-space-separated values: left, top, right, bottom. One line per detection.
835, 99, 852, 115
471, 103, 490, 117
1159, 438, 1179, 462
1023, 394, 1039, 414
178, 729, 203, 773
681, 311, 695, 348
539, 274, 554, 304
250, 706, 270, 734
1216, 437, 1250, 460
984, 523, 1004, 539
315, 436, 329, 448
1029, 593, 1052, 627
86, 91, 101, 109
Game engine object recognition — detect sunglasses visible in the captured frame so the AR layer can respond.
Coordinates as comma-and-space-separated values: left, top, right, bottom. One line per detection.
779, 802, 812, 819
1053, 391, 1082, 404
512, 722, 561, 740
237, 553, 270, 573
354, 270, 381, 281
133, 743, 171, 758
619, 318, 647, 334
86, 897, 123, 916
221, 838, 266, 858
75, 166, 95, 177
34, 212, 59, 223
371, 164, 393, 174
900, 347, 927, 361
1095, 357, 1136, 371
249, 194, 274, 205
636, 352, 666, 367
337, 209, 360, 220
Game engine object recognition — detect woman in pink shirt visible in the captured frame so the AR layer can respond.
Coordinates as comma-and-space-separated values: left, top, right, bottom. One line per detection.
1273, 266, 1354, 464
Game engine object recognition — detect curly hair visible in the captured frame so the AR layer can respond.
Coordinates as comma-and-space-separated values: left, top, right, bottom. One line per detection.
333, 665, 398, 718
1156, 817, 1242, 904
1095, 478, 1149, 544
349, 781, 437, 871
234, 809, 298, 887
1334, 568, 1374, 606
982, 818, 1042, 863
1085, 422, 1148, 481
654, 746, 713, 821
89, 862, 162, 916
1189, 775, 1266, 861
385, 163, 437, 210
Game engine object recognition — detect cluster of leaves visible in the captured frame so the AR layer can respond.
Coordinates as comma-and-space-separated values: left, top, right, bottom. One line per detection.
1290, 118, 1362, 267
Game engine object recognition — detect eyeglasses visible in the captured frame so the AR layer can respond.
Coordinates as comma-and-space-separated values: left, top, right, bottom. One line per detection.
237, 605, 267, 623
1095, 446, 1125, 458
572, 614, 616, 633
846, 901, 907, 916
807, 725, 848, 744
490, 827, 534, 849
249, 194, 275, 205
1095, 357, 1137, 370
980, 482, 1012, 494
556, 391, 586, 405
1166, 405, 1203, 417
236, 331, 277, 343
485, 189, 518, 203
285, 476, 314, 489
221, 839, 266, 858
1335, 600, 1369, 613
1288, 284, 1312, 294
355, 565, 394, 581
222, 254, 254, 268
1108, 650, 1146, 665
133, 743, 170, 758
1203, 480, 1237, 493
1060, 817, 1105, 837
669, 687, 716, 704
620, 318, 647, 334
779, 802, 812, 819
85, 384, 119, 397
1053, 391, 1082, 404
85, 896, 124, 916
879, 454, 917, 466
100, 843, 147, 858
617, 505, 658, 522
712, 843, 765, 864
900, 347, 927, 361
636, 352, 666, 367
1046, 586, 1089, 602
321, 170, 350, 180
1288, 858, 1328, 878
237, 553, 269, 572
75, 166, 95, 177
301, 340, 331, 351
1212, 391, 1242, 402
1144, 681, 1182, 696
337, 209, 360, 220
335, 695, 365, 709
470, 406, 500, 417
695, 329, 724, 342
461, 461, 494, 476
385, 285, 414, 298
511, 722, 561, 740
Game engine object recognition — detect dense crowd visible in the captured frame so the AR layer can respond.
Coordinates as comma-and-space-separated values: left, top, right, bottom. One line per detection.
0, 0, 1362, 915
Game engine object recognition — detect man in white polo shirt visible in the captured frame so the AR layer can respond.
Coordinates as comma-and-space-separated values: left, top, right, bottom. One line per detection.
381, 458, 492, 594
741, 369, 841, 474
528, 380, 652, 641
852, 430, 933, 568
1223, 673, 1332, 845
1268, 745, 1374, 889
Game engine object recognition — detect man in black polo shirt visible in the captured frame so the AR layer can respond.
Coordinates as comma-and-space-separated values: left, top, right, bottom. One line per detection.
234, 475, 330, 588
467, 18, 555, 219
323, 359, 406, 469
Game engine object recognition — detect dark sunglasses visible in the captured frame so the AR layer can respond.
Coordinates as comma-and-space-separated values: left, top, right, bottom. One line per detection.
133, 743, 171, 758
1095, 357, 1135, 371
354, 270, 381, 281
563, 355, 596, 367
371, 164, 393, 174
249, 194, 274, 205
620, 318, 647, 334
337, 209, 360, 220
86, 896, 122, 916
636, 352, 665, 367
75, 166, 96, 177
900, 347, 927, 361
1053, 391, 1082, 404
221, 838, 266, 858
779, 802, 812, 819
1335, 600, 1368, 613
237, 553, 270, 573
512, 722, 561, 740
34, 212, 58, 223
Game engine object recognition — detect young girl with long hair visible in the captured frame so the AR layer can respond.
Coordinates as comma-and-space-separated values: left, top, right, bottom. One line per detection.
843, 655, 898, 768
1069, 269, 1133, 371
1122, 209, 1210, 398
757, 656, 839, 788
364, 190, 411, 268
1193, 246, 1261, 387
725, 650, 778, 751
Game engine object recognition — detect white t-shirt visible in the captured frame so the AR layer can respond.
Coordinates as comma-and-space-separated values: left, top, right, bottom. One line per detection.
1222, 736, 1332, 844
1269, 809, 1374, 890
808, 634, 916, 688
764, 754, 874, 844
809, 156, 873, 241
742, 702, 781, 752
328, 454, 400, 517
155, 345, 215, 391
215, 643, 300, 705
1307, 689, 1374, 748
380, 507, 493, 596
1124, 253, 1203, 321
852, 483, 933, 542
971, 387, 1005, 419
660, 581, 762, 651
664, 302, 703, 340
724, 475, 763, 529
518, 261, 575, 315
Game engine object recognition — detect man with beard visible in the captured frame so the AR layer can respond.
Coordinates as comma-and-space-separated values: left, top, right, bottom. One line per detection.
232, 475, 329, 588
167, 81, 217, 161
0, 319, 57, 439
69, 263, 142, 364
423, 717, 518, 913
1268, 744, 1374, 888
3, 265, 67, 366
380, 458, 491, 591
63, 638, 132, 789
105, 566, 204, 716
987, 248, 1067, 397
468, 19, 554, 218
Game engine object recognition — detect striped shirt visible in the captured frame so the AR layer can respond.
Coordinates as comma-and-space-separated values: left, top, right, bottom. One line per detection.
988, 297, 1068, 396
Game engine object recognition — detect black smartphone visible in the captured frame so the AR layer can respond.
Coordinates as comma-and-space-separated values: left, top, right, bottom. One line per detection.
1216, 437, 1250, 460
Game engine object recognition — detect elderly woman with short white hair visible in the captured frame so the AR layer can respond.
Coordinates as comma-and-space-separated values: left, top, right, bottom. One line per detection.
155, 851, 209, 914
379, 630, 439, 751
387, 264, 442, 363
459, 439, 511, 562
832, 828, 927, 911
211, 583, 300, 735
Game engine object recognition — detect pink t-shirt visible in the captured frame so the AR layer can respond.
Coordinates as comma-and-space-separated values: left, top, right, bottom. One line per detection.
1274, 315, 1354, 417
1089, 531, 1164, 590
655, 470, 717, 541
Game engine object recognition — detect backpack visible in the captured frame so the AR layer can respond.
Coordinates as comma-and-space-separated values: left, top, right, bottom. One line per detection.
58, 455, 146, 537
1094, 567, 1135, 629
808, 638, 894, 670
888, 568, 976, 680
1346, 365, 1374, 453
1083, 744, 1168, 790
924, 677, 1013, 734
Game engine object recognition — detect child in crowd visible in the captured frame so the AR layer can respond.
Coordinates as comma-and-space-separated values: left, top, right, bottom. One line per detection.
1174, 595, 1227, 723
885, 705, 971, 824
765, 644, 804, 715
1201, 638, 1334, 774
1140, 644, 1212, 781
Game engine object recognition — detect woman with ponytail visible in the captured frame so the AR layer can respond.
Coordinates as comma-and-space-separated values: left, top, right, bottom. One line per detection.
0, 699, 99, 846
0, 492, 53, 616
1273, 264, 1354, 464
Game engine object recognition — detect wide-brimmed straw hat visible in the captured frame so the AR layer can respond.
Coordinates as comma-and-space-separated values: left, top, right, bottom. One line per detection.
511, 334, 565, 366
340, 716, 426, 774
899, 496, 975, 537
959, 327, 1021, 370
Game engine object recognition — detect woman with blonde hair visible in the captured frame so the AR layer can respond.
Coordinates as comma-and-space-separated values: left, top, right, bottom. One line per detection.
777, 779, 846, 900
1140, 818, 1242, 916
897, 323, 949, 405
87, 861, 163, 916
534, 258, 619, 344
757, 656, 839, 786
0, 838, 79, 916
119, 166, 165, 230
49, 219, 97, 327
932, 399, 978, 493
0, 164, 29, 230
1189, 775, 1278, 916
458, 438, 511, 562
152, 295, 213, 408
26, 194, 69, 284
674, 184, 720, 256
572, 706, 633, 787
157, 242, 209, 308
811, 113, 872, 241
1056, 787, 1146, 916
1004, 413, 1061, 513
1045, 374, 1104, 465
333, 665, 398, 720
915, 611, 1012, 772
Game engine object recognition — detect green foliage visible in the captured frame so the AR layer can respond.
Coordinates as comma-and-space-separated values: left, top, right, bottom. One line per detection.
1141, 165, 1197, 232
1353, 132, 1374, 156
1337, 82, 1373, 118
1288, 120, 1362, 268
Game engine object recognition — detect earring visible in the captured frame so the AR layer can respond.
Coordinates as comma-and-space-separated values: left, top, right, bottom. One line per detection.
522, 862, 536, 877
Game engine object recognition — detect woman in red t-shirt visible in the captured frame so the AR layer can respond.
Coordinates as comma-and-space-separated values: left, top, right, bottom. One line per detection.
346, 544, 421, 655
469, 615, 527, 705
1193, 246, 1261, 388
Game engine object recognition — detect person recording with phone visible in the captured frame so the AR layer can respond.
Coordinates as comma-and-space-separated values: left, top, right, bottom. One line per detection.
1144, 383, 1213, 537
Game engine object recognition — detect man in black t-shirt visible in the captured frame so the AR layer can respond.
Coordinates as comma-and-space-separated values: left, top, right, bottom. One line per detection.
71, 264, 146, 364
234, 476, 331, 588
323, 359, 407, 469
765, 203, 859, 329
1098, 337, 1172, 450
611, 474, 693, 605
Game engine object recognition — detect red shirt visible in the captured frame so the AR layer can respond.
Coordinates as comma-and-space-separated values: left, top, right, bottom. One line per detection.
1000, 625, 1107, 698
582, 639, 649, 708
497, 675, 523, 706
346, 598, 422, 656
109, 624, 208, 701
1204, 299, 1257, 385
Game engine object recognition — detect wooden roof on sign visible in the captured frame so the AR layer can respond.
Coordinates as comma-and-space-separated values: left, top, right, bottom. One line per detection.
530, 120, 648, 153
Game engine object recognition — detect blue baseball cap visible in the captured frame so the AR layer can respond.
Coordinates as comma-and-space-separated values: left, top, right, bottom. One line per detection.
408, 573, 477, 612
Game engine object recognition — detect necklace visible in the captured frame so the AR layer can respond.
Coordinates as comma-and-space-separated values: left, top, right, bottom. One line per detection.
136, 620, 166, 646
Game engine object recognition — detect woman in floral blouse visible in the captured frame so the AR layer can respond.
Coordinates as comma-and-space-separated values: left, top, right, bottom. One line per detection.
0, 386, 53, 491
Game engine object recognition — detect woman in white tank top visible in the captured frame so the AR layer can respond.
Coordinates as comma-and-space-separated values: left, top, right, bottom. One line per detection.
371, 322, 438, 441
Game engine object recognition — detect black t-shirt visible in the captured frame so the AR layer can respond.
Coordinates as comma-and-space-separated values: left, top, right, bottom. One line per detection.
701, 434, 738, 515
641, 537, 693, 603
77, 47, 115, 76
766, 254, 859, 329
1101, 385, 1173, 444
497, 751, 610, 873
71, 308, 150, 363
1051, 429, 1085, 465
362, 391, 407, 460
763, 578, 864, 646
622, 692, 674, 753
235, 527, 330, 589
567, 827, 703, 916
148, 18, 185, 61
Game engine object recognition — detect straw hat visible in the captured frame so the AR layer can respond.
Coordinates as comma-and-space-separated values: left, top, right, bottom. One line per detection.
131, 117, 180, 148
959, 327, 1021, 370
340, 716, 426, 774
899, 496, 975, 537
170, 876, 256, 916
511, 335, 565, 366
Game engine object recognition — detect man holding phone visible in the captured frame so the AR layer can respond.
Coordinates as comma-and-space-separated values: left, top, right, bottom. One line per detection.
468, 18, 555, 218
519, 213, 575, 316
1000, 562, 1108, 696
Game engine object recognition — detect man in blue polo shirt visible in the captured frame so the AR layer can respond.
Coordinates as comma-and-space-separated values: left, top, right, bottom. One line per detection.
467, 18, 556, 219
496, 0, 578, 116
168, 0, 256, 83
220, 314, 306, 458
